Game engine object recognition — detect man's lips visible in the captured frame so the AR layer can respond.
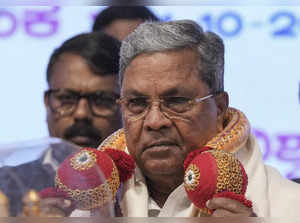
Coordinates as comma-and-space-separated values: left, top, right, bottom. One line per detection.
143, 142, 180, 159
70, 136, 99, 147
144, 141, 179, 151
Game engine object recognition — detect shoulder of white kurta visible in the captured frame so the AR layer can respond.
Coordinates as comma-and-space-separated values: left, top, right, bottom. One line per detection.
70, 209, 91, 217
265, 165, 300, 217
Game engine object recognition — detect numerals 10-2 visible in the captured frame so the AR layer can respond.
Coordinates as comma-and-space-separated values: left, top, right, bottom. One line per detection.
198, 11, 298, 38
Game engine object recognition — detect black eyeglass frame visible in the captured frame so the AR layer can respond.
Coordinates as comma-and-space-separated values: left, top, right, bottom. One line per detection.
45, 88, 120, 117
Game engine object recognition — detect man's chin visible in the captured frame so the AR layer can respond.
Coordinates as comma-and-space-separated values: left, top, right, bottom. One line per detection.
143, 159, 183, 176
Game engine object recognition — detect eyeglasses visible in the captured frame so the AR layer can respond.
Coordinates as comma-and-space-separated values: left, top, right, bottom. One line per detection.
117, 94, 214, 117
45, 89, 120, 117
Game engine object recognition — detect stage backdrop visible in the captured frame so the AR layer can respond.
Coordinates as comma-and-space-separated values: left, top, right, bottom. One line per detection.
0, 6, 299, 178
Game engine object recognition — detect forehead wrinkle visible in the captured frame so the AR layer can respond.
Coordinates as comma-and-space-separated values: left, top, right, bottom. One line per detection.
152, 75, 159, 97
122, 49, 202, 97
175, 49, 200, 81
156, 50, 200, 88
122, 89, 147, 97
151, 56, 199, 96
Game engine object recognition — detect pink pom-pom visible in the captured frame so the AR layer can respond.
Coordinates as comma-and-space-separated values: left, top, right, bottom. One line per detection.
104, 148, 136, 183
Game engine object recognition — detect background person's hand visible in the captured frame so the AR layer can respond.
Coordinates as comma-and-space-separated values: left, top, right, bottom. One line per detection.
207, 197, 256, 217
39, 197, 75, 217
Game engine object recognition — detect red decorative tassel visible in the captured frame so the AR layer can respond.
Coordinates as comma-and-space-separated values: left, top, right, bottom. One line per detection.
183, 149, 253, 213
39, 147, 136, 210
104, 148, 136, 183
239, 163, 248, 194
213, 191, 253, 208
57, 148, 114, 190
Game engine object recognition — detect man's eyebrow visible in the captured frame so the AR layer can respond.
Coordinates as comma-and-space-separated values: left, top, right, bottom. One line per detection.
122, 87, 191, 97
94, 91, 120, 98
121, 89, 147, 97
93, 90, 119, 94
161, 88, 180, 96
162, 87, 195, 97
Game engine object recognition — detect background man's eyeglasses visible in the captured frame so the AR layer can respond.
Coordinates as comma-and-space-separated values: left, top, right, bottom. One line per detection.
117, 94, 214, 117
45, 89, 120, 117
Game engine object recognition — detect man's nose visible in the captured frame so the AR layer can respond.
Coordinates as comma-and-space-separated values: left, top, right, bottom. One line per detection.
73, 98, 92, 120
144, 102, 172, 131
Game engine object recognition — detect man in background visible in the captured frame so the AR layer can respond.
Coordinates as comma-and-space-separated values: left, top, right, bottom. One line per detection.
92, 6, 159, 40
0, 31, 122, 216
45, 32, 121, 149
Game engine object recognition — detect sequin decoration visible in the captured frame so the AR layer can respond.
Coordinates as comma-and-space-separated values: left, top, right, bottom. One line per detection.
70, 149, 97, 171
184, 164, 201, 192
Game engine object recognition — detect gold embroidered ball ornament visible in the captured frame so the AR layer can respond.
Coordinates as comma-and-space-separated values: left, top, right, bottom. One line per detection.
40, 147, 135, 210
183, 147, 252, 216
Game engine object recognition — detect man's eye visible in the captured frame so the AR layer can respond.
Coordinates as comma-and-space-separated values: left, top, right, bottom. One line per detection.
128, 98, 148, 106
164, 97, 190, 105
163, 97, 191, 113
57, 94, 77, 104
127, 98, 148, 113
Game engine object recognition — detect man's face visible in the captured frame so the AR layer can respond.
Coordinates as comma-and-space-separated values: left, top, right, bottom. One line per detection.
121, 49, 227, 181
45, 53, 122, 148
103, 19, 143, 41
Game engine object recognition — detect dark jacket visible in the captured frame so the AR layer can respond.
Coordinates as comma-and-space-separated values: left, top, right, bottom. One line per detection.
0, 141, 77, 216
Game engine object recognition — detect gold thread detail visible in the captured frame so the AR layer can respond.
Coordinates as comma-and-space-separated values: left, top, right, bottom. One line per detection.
209, 150, 243, 194
97, 128, 127, 152
184, 164, 201, 191
205, 107, 250, 153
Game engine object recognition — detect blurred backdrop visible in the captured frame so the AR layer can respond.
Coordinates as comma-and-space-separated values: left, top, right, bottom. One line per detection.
0, 6, 299, 178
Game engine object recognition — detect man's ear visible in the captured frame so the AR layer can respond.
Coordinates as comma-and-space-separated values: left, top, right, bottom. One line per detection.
214, 91, 229, 132
44, 91, 50, 109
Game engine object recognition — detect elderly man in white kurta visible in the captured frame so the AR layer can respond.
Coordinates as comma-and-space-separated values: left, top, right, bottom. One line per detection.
56, 20, 300, 217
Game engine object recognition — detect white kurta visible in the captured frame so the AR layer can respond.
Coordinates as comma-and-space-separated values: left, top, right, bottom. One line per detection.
71, 134, 300, 217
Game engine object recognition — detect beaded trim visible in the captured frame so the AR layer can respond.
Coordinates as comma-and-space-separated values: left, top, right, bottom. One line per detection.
97, 128, 127, 152
184, 164, 201, 192
210, 150, 243, 194
55, 163, 120, 210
